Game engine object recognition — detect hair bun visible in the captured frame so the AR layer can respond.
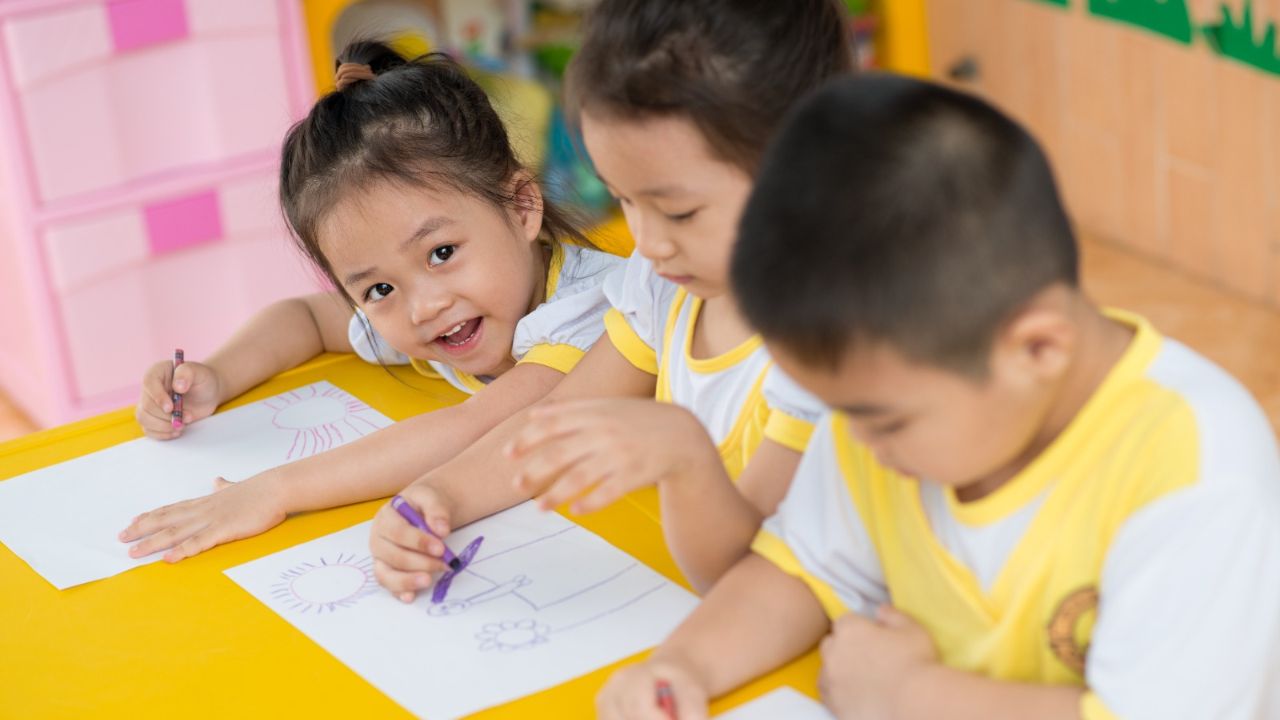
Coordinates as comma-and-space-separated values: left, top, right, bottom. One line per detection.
334, 62, 376, 90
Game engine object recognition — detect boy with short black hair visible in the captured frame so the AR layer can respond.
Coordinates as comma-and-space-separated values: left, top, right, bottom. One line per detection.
596, 74, 1280, 720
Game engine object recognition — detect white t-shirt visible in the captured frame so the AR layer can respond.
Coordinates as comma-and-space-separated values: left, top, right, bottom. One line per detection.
602, 252, 825, 460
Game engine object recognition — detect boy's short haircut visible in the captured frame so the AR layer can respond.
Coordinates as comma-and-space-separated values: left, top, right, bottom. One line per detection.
731, 74, 1078, 376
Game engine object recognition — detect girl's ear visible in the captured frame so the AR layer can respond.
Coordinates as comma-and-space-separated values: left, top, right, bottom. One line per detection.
508, 171, 544, 245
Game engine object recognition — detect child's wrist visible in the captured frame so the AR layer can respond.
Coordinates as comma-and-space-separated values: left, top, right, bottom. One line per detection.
650, 646, 712, 696
257, 467, 298, 515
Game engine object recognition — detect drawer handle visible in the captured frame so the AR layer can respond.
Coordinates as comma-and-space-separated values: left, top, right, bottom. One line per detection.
108, 0, 189, 53
145, 190, 223, 256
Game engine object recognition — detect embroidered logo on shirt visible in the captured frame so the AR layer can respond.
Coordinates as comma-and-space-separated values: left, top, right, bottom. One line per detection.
1047, 585, 1098, 675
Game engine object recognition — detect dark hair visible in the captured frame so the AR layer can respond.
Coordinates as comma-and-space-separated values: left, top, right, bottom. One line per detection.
565, 0, 852, 173
280, 40, 590, 303
732, 74, 1079, 375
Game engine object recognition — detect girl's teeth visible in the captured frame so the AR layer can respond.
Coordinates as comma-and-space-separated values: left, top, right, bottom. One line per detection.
443, 322, 465, 337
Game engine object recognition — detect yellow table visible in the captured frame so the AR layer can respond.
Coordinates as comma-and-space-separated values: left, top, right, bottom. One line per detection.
0, 354, 820, 717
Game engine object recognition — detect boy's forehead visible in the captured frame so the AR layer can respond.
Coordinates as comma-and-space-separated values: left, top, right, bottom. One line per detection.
769, 340, 940, 409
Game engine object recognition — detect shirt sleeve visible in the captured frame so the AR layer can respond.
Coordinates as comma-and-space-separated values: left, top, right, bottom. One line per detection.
1081, 466, 1280, 720
600, 251, 680, 376
761, 364, 827, 453
347, 309, 410, 365
512, 245, 625, 375
752, 413, 889, 620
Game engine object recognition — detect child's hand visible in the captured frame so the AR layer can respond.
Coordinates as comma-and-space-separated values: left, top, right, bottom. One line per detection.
596, 659, 710, 719
506, 399, 717, 514
819, 605, 938, 720
369, 484, 455, 602
135, 359, 223, 439
118, 474, 287, 562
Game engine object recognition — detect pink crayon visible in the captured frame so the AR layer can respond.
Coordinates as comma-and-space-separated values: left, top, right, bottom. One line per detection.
171, 348, 184, 429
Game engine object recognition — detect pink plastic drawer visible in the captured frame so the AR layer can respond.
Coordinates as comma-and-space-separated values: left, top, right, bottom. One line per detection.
44, 171, 294, 293
53, 171, 321, 400
2, 1, 292, 205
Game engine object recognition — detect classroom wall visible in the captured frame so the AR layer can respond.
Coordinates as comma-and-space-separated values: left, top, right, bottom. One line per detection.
925, 0, 1280, 309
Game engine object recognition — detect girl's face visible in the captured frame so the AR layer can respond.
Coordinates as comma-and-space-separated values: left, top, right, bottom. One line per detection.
581, 112, 753, 300
318, 178, 545, 378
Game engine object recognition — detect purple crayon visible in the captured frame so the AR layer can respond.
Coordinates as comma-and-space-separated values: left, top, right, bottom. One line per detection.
391, 495, 460, 570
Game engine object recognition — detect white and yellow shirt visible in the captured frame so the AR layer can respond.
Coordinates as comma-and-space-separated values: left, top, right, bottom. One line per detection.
348, 242, 624, 394
603, 252, 824, 479
754, 311, 1280, 720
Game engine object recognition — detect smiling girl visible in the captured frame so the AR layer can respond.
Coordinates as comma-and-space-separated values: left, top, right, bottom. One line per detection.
121, 42, 622, 562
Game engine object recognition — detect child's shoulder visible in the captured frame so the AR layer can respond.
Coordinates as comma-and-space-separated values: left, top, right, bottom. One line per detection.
548, 243, 627, 301
1095, 328, 1280, 509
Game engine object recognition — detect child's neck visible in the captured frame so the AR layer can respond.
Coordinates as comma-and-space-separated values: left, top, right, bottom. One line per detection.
690, 293, 756, 360
524, 241, 554, 316
956, 297, 1135, 503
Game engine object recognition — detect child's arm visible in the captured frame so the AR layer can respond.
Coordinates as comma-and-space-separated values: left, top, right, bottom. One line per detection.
661, 438, 801, 591
120, 360, 568, 562
135, 292, 355, 439
369, 334, 658, 598
505, 400, 802, 591
818, 607, 1083, 720
597, 552, 831, 719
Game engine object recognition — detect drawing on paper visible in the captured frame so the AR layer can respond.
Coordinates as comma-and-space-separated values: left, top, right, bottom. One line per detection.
420, 524, 671, 651
476, 619, 552, 652
267, 384, 385, 460
270, 553, 380, 613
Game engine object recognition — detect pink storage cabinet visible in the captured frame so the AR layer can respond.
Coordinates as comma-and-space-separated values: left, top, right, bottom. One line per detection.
0, 0, 323, 427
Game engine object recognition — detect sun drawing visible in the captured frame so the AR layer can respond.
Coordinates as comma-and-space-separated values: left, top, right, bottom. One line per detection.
475, 619, 551, 652
270, 553, 380, 614
267, 384, 385, 460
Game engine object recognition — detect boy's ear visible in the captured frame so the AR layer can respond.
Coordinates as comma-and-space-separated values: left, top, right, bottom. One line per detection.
508, 171, 544, 245
992, 296, 1076, 385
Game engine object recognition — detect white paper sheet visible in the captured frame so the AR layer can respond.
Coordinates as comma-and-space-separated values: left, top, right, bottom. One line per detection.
225, 503, 699, 719
0, 381, 392, 589
716, 687, 835, 719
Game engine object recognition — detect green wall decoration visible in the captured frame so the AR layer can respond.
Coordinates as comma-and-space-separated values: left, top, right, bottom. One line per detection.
1203, 1, 1280, 76
1087, 0, 1194, 44
1024, 0, 1070, 6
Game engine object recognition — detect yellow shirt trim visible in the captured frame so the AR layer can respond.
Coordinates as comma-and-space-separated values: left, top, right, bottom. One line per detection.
752, 530, 848, 619
682, 293, 763, 373
1080, 692, 1119, 720
604, 308, 659, 375
408, 357, 443, 379
517, 343, 585, 375
943, 307, 1163, 527
764, 411, 816, 453
543, 241, 565, 300
409, 358, 487, 393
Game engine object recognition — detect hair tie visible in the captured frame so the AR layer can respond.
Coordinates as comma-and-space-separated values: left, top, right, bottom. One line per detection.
335, 62, 377, 90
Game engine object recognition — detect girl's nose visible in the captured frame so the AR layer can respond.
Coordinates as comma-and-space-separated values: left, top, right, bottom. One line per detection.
409, 286, 452, 326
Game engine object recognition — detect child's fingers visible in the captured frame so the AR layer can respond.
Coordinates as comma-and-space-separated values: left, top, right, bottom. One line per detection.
536, 457, 609, 511
119, 503, 176, 542
128, 524, 187, 558
379, 512, 448, 557
506, 403, 601, 458
371, 536, 447, 575
136, 409, 180, 440
514, 439, 596, 496
568, 473, 631, 515
372, 558, 434, 601
163, 528, 219, 563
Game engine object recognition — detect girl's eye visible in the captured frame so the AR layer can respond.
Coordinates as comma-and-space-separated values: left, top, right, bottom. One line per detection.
665, 208, 700, 223
429, 244, 456, 266
869, 419, 908, 437
364, 282, 394, 302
